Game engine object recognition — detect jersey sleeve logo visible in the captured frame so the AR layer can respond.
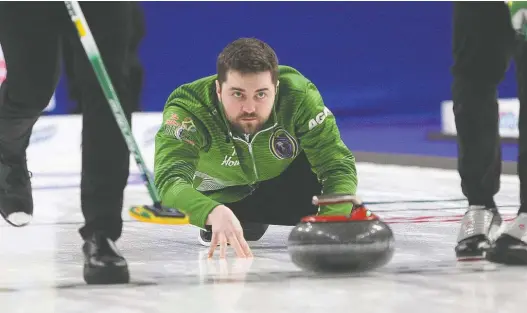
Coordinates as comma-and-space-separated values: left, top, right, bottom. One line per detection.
308, 107, 332, 130
164, 114, 197, 146
269, 128, 298, 160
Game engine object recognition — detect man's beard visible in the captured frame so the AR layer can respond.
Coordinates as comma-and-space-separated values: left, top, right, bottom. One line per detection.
230, 113, 265, 135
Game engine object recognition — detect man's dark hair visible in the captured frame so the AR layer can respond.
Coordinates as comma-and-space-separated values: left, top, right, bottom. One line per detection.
216, 38, 279, 86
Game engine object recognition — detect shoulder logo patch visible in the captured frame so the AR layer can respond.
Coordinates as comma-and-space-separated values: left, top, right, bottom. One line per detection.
164, 114, 197, 146
269, 128, 298, 160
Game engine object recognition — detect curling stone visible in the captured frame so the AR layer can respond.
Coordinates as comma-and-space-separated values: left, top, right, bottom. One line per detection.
287, 194, 395, 273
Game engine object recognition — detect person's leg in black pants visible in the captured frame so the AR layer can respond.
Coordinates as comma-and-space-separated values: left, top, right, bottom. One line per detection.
65, 2, 135, 284
516, 42, 527, 214
0, 2, 134, 284
198, 152, 323, 245
451, 2, 516, 259
64, 1, 144, 114
128, 2, 146, 112
487, 38, 527, 264
0, 2, 62, 226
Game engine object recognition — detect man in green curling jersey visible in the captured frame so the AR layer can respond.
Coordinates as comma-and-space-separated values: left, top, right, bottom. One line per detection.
154, 38, 358, 259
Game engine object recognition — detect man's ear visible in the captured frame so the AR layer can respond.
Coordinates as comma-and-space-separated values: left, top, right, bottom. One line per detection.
215, 79, 222, 100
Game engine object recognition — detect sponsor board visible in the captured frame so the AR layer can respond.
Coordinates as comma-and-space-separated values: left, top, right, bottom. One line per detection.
26, 112, 162, 173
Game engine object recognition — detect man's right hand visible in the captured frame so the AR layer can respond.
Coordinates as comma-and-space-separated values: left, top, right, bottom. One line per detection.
205, 205, 253, 259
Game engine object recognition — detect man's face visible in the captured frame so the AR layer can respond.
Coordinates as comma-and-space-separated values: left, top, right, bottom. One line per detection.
216, 70, 276, 135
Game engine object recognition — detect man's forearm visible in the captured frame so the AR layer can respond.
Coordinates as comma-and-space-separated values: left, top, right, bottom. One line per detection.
160, 178, 221, 228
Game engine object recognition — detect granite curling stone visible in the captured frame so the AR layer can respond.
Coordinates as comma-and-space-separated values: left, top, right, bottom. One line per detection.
287, 194, 395, 273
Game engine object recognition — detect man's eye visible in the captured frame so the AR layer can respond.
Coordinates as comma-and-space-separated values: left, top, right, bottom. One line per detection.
256, 92, 266, 99
233, 92, 242, 98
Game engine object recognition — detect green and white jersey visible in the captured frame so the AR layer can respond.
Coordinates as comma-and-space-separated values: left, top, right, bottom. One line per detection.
154, 65, 358, 228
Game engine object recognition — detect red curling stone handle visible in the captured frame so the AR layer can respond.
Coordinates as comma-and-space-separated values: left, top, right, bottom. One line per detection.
312, 194, 363, 206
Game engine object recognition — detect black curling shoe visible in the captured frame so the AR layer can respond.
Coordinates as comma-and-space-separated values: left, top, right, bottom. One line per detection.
486, 213, 527, 265
82, 232, 130, 284
455, 234, 492, 260
0, 153, 33, 227
486, 234, 527, 265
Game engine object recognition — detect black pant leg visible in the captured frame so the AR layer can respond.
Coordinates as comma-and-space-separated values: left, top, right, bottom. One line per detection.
128, 2, 145, 113
0, 2, 62, 158
64, 2, 145, 114
514, 41, 527, 212
451, 1, 516, 207
227, 152, 322, 226
70, 2, 135, 241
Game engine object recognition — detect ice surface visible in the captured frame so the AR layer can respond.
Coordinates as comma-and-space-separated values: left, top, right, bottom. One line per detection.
1, 163, 524, 313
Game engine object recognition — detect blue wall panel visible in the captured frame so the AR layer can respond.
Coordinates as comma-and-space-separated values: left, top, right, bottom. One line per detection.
52, 1, 519, 121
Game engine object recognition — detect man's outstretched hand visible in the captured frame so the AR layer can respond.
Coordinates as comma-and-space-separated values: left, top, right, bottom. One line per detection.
206, 205, 253, 259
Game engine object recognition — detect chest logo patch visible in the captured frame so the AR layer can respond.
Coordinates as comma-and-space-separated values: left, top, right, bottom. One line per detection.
269, 128, 298, 160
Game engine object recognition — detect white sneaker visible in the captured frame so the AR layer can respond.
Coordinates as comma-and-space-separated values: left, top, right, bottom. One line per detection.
198, 229, 212, 247
6, 212, 32, 227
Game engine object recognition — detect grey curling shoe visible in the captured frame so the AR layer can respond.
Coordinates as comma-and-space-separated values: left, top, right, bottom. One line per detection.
455, 205, 502, 260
